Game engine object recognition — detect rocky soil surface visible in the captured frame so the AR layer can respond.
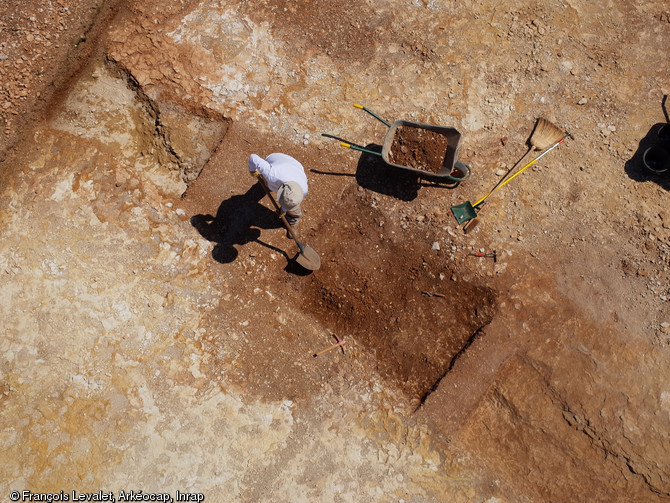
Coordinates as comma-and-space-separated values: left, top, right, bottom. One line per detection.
1, 0, 670, 502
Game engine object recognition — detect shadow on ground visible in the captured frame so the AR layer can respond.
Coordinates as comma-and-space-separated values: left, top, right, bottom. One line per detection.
625, 97, 670, 191
312, 141, 465, 201
190, 182, 287, 263
353, 143, 420, 201
625, 122, 670, 191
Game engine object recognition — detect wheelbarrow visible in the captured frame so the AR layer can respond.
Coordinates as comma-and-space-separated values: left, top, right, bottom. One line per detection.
325, 104, 471, 183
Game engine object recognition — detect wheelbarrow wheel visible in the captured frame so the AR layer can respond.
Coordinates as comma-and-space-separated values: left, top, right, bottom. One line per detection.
449, 161, 471, 182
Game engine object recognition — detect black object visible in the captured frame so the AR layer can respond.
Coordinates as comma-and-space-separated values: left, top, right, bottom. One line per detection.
643, 123, 670, 175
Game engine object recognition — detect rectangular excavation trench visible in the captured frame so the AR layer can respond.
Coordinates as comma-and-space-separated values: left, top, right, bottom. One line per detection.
290, 185, 498, 403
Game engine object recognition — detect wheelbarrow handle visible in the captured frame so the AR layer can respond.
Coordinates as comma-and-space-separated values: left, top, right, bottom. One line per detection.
353, 104, 391, 127
339, 142, 383, 157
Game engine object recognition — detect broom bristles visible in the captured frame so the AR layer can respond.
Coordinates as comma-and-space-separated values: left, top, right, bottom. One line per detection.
530, 118, 565, 150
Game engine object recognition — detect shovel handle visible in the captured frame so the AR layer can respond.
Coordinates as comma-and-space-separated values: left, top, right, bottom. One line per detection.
255, 173, 306, 251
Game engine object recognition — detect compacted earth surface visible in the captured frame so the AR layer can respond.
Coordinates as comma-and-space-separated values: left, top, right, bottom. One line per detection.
1, 0, 670, 502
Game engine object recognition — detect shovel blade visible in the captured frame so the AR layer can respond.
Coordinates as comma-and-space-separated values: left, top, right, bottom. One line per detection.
296, 245, 321, 271
450, 201, 477, 224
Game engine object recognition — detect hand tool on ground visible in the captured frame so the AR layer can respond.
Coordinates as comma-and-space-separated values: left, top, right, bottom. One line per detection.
313, 334, 346, 357
468, 251, 497, 262
421, 291, 446, 298
451, 119, 572, 231
253, 172, 321, 271
512, 118, 567, 176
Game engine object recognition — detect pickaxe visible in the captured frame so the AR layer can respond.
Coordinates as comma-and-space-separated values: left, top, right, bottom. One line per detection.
313, 334, 346, 357
469, 250, 497, 262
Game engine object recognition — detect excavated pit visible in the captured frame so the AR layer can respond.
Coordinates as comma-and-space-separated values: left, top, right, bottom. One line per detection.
287, 184, 498, 402
180, 120, 498, 405
5, 0, 670, 500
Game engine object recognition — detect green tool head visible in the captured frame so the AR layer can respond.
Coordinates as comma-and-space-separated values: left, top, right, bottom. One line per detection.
450, 201, 477, 224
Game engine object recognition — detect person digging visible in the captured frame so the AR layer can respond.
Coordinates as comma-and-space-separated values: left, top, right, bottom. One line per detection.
248, 153, 308, 238
248, 153, 320, 271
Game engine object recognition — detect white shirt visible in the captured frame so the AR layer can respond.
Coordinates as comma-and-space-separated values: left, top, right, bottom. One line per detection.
248, 153, 309, 195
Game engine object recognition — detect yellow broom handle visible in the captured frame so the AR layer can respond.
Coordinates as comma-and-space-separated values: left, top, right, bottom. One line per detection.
473, 158, 539, 206
474, 136, 567, 207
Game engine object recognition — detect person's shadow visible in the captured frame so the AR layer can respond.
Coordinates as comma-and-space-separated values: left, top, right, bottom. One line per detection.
190, 182, 287, 264
624, 95, 670, 191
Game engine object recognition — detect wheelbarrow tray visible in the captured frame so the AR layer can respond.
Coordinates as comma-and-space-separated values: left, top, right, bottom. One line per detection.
380, 120, 464, 179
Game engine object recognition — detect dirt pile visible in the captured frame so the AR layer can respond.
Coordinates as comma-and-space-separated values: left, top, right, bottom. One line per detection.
389, 125, 451, 174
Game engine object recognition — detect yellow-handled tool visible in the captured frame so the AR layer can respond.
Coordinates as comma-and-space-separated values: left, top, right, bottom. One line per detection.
472, 133, 569, 208
339, 141, 382, 156
353, 103, 391, 127
450, 129, 572, 232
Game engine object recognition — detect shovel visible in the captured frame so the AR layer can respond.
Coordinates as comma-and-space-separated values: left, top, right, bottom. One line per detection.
254, 172, 321, 271
451, 124, 571, 231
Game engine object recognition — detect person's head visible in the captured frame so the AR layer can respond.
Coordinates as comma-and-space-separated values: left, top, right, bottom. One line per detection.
277, 182, 304, 209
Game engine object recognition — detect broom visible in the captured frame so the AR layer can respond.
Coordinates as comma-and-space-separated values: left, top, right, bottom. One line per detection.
461, 118, 568, 233
525, 118, 566, 160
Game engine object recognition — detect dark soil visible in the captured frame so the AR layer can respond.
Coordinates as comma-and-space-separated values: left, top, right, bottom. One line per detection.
181, 122, 498, 404
388, 125, 450, 174
290, 185, 498, 402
